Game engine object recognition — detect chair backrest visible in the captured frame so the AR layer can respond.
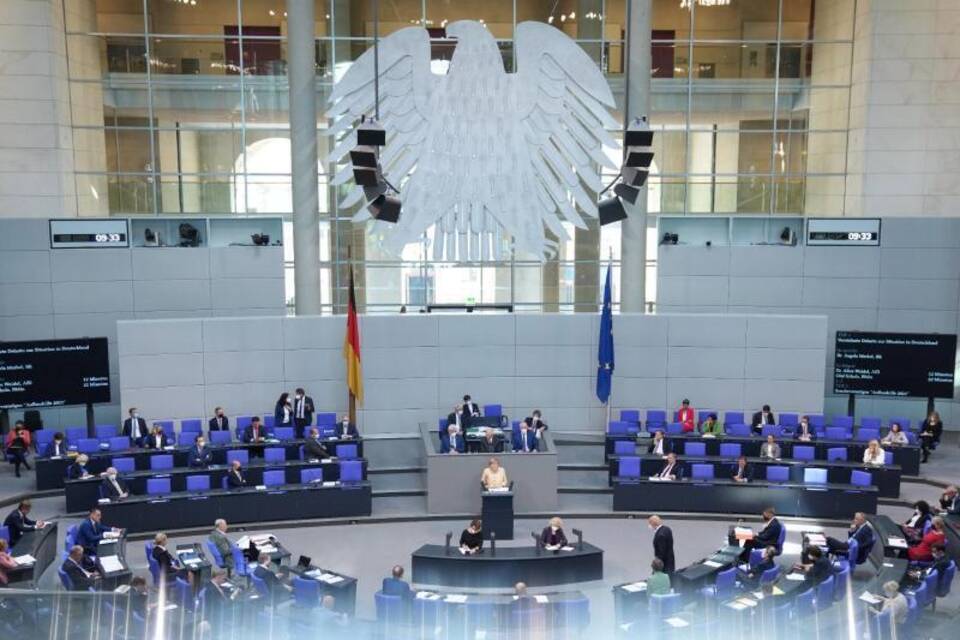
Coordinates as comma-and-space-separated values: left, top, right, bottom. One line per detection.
816, 575, 834, 609
719, 443, 741, 458
0, 526, 9, 546
725, 412, 745, 426
779, 413, 798, 427
112, 457, 135, 473
316, 412, 337, 426
65, 525, 78, 551
374, 591, 404, 623
937, 561, 956, 597
922, 570, 939, 607
666, 422, 684, 435
648, 592, 681, 617
684, 442, 706, 456
794, 588, 815, 614
850, 470, 872, 487
619, 457, 641, 478
884, 450, 894, 465
833, 563, 850, 601
761, 425, 780, 438
77, 438, 100, 453
793, 445, 815, 461
236, 416, 252, 429
178, 432, 195, 447
697, 410, 714, 425
95, 424, 118, 439
857, 428, 879, 442
860, 417, 881, 430
904, 593, 919, 629
231, 547, 249, 576
186, 475, 210, 491
340, 460, 363, 482
156, 421, 175, 437
804, 468, 828, 484
777, 525, 786, 552
691, 463, 714, 480
58, 567, 74, 590
766, 466, 789, 482
174, 577, 193, 610
831, 416, 853, 430
209, 430, 231, 444
646, 410, 666, 429
150, 454, 174, 470
826, 446, 847, 461
146, 478, 171, 495
262, 470, 285, 487
620, 410, 640, 423
250, 573, 269, 598
825, 427, 849, 441
108, 436, 130, 451
205, 539, 224, 567
292, 576, 320, 607
264, 447, 285, 462
34, 429, 56, 449
761, 566, 780, 584
726, 424, 750, 437
300, 468, 323, 484
338, 443, 359, 459
273, 427, 294, 440
65, 427, 87, 442
262, 415, 275, 429
484, 404, 502, 417
889, 417, 910, 431
809, 415, 826, 427
613, 440, 635, 456
715, 567, 737, 598
181, 419, 202, 433
226, 449, 249, 465
608, 421, 630, 435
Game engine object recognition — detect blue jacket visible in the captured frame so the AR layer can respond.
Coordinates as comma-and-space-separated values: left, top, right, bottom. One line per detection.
44, 440, 67, 458
382, 577, 412, 599
850, 523, 875, 564
76, 518, 106, 555
512, 430, 539, 452
440, 434, 465, 454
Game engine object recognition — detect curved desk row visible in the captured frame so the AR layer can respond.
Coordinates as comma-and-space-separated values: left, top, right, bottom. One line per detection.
98, 481, 372, 533
6, 521, 59, 588
411, 543, 603, 588
64, 458, 367, 513
607, 454, 902, 498
34, 437, 364, 490
612, 477, 878, 518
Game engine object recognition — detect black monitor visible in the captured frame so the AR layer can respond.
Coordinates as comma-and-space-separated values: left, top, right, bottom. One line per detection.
0, 338, 110, 409
833, 331, 957, 398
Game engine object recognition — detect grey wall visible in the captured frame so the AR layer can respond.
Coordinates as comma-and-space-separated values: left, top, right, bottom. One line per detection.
116, 313, 827, 434
657, 216, 960, 426
0, 218, 285, 429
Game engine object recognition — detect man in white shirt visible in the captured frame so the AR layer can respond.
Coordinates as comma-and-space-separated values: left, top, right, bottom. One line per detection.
100, 467, 129, 499
462, 395, 481, 418
293, 388, 315, 439
655, 453, 681, 480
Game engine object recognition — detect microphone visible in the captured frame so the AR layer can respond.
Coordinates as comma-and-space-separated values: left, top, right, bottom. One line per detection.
490, 531, 496, 556
445, 531, 453, 555
572, 528, 584, 550
531, 531, 541, 556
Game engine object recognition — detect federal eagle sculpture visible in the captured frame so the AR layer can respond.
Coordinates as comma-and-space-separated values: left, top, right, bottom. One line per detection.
327, 20, 620, 260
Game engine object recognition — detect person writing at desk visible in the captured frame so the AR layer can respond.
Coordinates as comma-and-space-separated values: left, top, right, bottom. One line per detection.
700, 413, 723, 436
760, 435, 781, 459
100, 468, 129, 500
919, 411, 943, 463
77, 507, 120, 561
152, 532, 183, 583
540, 517, 568, 550
144, 424, 168, 449
481, 457, 509, 491
244, 417, 266, 458
731, 456, 753, 483
882, 423, 908, 447
863, 440, 886, 466
336, 414, 359, 439
188, 435, 213, 468
67, 454, 91, 480
478, 428, 501, 453
459, 519, 483, 555
751, 405, 776, 434
938, 485, 959, 515
253, 552, 291, 603
730, 507, 782, 562
441, 425, 465, 454
795, 415, 815, 442
209, 406, 229, 432
677, 399, 695, 433
226, 459, 247, 488
304, 428, 331, 459
792, 545, 833, 585
44, 431, 67, 458
3, 500, 47, 546
647, 430, 670, 456
653, 453, 682, 480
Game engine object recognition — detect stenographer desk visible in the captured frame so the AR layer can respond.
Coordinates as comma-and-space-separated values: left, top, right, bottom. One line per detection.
5, 521, 58, 588
99, 481, 372, 533
411, 543, 603, 588
612, 477, 878, 518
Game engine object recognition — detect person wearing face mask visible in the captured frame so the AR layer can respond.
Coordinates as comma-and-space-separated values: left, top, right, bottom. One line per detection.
292, 388, 315, 439
647, 430, 671, 456
335, 414, 359, 439
144, 424, 168, 449
68, 454, 91, 480
478, 428, 501, 453
44, 431, 67, 458
751, 405, 776, 434
303, 427, 331, 459
795, 415, 815, 442
525, 410, 548, 437
123, 407, 150, 445
274, 393, 293, 431
513, 420, 539, 452
188, 434, 213, 468
447, 404, 469, 433
648, 515, 675, 574
208, 407, 229, 432
100, 467, 129, 499
540, 517, 568, 551
226, 460, 247, 488
441, 425, 465, 454
462, 395, 481, 419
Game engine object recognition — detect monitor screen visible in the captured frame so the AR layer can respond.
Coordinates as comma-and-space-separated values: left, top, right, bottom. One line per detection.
0, 338, 111, 409
833, 331, 957, 398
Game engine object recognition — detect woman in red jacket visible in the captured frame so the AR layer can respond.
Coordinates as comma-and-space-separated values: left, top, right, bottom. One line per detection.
907, 516, 947, 562
0, 539, 19, 585
677, 399, 696, 433
4, 421, 32, 477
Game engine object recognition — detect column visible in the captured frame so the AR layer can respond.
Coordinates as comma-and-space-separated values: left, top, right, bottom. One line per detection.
619, 0, 651, 313
287, 0, 321, 314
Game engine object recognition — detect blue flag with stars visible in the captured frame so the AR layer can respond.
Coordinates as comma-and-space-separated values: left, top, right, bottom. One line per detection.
596, 264, 614, 403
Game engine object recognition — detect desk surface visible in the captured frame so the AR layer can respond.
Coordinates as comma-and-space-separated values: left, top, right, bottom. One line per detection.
7, 521, 58, 588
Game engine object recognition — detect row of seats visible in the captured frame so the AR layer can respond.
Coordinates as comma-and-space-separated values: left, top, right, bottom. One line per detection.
93, 445, 360, 474
616, 457, 876, 486
130, 460, 363, 496
611, 420, 919, 444
613, 440, 895, 464
616, 410, 919, 431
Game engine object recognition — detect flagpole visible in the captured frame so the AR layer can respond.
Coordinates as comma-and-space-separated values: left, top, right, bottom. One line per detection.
604, 250, 613, 430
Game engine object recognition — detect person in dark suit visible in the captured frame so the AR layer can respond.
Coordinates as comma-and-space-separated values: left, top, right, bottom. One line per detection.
226, 460, 247, 488
823, 512, 874, 561
513, 422, 539, 452
187, 435, 213, 468
649, 515, 676, 574
122, 408, 149, 445
382, 565, 412, 600
67, 454, 91, 480
99, 468, 129, 500
243, 417, 266, 443
731, 456, 754, 483
303, 428, 330, 459
152, 532, 182, 583
144, 424, 168, 449
253, 552, 290, 603
208, 407, 229, 432
128, 576, 149, 618
440, 425, 465, 454
647, 430, 671, 456
447, 404, 469, 432
525, 410, 548, 436
540, 517, 568, 549
335, 415, 359, 438
3, 500, 46, 546
929, 544, 950, 578
793, 545, 833, 585
478, 429, 501, 453
43, 432, 67, 458
731, 507, 783, 562
62, 545, 100, 591
751, 405, 776, 433
653, 453, 682, 480
919, 411, 943, 463
292, 388, 315, 439
274, 393, 293, 434
77, 507, 114, 556
739, 545, 778, 589
202, 569, 233, 623
795, 415, 816, 441
462, 395, 481, 419
939, 486, 960, 515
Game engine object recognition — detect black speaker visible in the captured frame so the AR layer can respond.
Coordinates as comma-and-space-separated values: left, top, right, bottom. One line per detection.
369, 194, 401, 223
614, 182, 640, 205
357, 121, 386, 146
625, 149, 654, 168
349, 145, 377, 168
353, 166, 380, 187
622, 166, 649, 187
598, 196, 627, 226
624, 128, 653, 147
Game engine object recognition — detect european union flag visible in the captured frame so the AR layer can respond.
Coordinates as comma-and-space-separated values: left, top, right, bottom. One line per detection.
596, 264, 614, 404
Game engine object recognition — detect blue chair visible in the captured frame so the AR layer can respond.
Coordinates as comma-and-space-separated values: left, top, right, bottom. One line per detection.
793, 445, 815, 461
826, 447, 847, 461
250, 573, 270, 599
263, 416, 275, 429
725, 411, 745, 426
691, 463, 714, 480
702, 567, 737, 600
779, 413, 798, 428
210, 430, 231, 445
809, 415, 826, 428
903, 593, 919, 632
608, 421, 630, 435
147, 478, 171, 495
64, 525, 78, 551
174, 577, 194, 611
273, 427, 295, 440
804, 468, 828, 484
33, 429, 56, 454
95, 424, 118, 439
112, 457, 135, 473
150, 454, 173, 470
484, 404, 502, 417
857, 427, 880, 442
831, 416, 853, 430
65, 427, 87, 442
338, 443, 359, 459
937, 561, 956, 598
300, 468, 323, 484
181, 419, 202, 433
921, 570, 939, 608
292, 576, 320, 607
77, 438, 100, 453
155, 421, 174, 438
186, 475, 210, 491
761, 425, 780, 438
825, 427, 850, 441
648, 592, 682, 617
263, 470, 285, 487
620, 410, 640, 424
618, 457, 641, 478
815, 575, 834, 610
613, 440, 635, 456
850, 470, 872, 487
884, 450, 894, 465
58, 566, 74, 590
766, 466, 790, 482
726, 424, 751, 437
226, 450, 249, 465
666, 422, 684, 435
231, 546, 251, 578
340, 460, 363, 482
719, 443, 741, 458
264, 448, 285, 463
646, 410, 666, 430
0, 526, 9, 546
375, 591, 404, 625
316, 412, 337, 427
145, 542, 161, 586
237, 416, 252, 429
833, 562, 850, 601
697, 410, 714, 426
177, 432, 195, 447
684, 442, 706, 456
861, 417, 881, 430
205, 539, 225, 568
108, 436, 130, 451
761, 566, 780, 585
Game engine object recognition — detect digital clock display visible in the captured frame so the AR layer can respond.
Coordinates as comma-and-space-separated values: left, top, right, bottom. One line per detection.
806, 218, 881, 246
49, 220, 130, 248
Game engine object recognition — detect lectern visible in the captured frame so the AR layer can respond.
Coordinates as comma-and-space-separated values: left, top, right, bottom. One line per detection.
481, 487, 514, 540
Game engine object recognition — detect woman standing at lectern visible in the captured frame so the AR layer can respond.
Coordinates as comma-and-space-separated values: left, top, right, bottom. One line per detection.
480, 457, 509, 490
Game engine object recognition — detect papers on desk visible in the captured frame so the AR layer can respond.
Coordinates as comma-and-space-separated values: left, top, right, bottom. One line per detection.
236, 536, 250, 549
104, 531, 120, 540
258, 545, 278, 555
98, 498, 111, 504
163, 446, 175, 451
164, 604, 178, 611
806, 533, 827, 546
785, 573, 806, 582
665, 617, 690, 628
622, 581, 647, 593
487, 487, 509, 493
256, 485, 267, 491
738, 563, 751, 572
322, 481, 338, 487
317, 573, 343, 584
321, 458, 334, 463
859, 592, 883, 605
534, 595, 549, 604
702, 434, 716, 439
883, 562, 895, 568
444, 594, 468, 604
888, 537, 908, 549
560, 546, 575, 552
251, 534, 273, 544
735, 597, 759, 608
182, 558, 202, 568
13, 554, 35, 566
703, 560, 724, 568
733, 527, 754, 541
114, 584, 130, 594
304, 569, 324, 579
100, 556, 124, 573
416, 591, 442, 600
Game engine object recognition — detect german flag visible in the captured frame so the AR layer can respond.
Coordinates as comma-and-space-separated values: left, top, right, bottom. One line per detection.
343, 265, 363, 404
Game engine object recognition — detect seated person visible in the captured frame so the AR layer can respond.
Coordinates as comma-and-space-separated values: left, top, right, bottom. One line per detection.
382, 565, 412, 600
447, 404, 469, 433
144, 424, 168, 449
730, 507, 782, 562
882, 422, 909, 446
481, 457, 509, 490
731, 455, 753, 483
303, 428, 330, 459
128, 576, 149, 618
226, 460, 247, 488
253, 552, 291, 602
938, 485, 959, 515
440, 425, 465, 454
336, 415, 359, 439
646, 557, 671, 595
3, 500, 46, 546
188, 434, 213, 467
77, 507, 119, 558
677, 399, 695, 433
513, 421, 539, 453
152, 532, 183, 583
862, 439, 886, 466
647, 430, 670, 456
540, 517, 568, 550
459, 519, 483, 555
901, 501, 932, 542
760, 435, 781, 459
203, 570, 235, 622
700, 413, 723, 436
739, 545, 778, 588
44, 431, 67, 458
209, 407, 229, 432
511, 582, 538, 614
792, 545, 833, 585
0, 539, 18, 586
877, 580, 908, 625
61, 544, 100, 591
243, 416, 266, 443
526, 410, 548, 437
795, 415, 815, 442
67, 454, 92, 480
100, 467, 129, 499
907, 516, 946, 562
652, 453, 682, 480
478, 428, 501, 453
823, 512, 874, 560
752, 405, 776, 434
